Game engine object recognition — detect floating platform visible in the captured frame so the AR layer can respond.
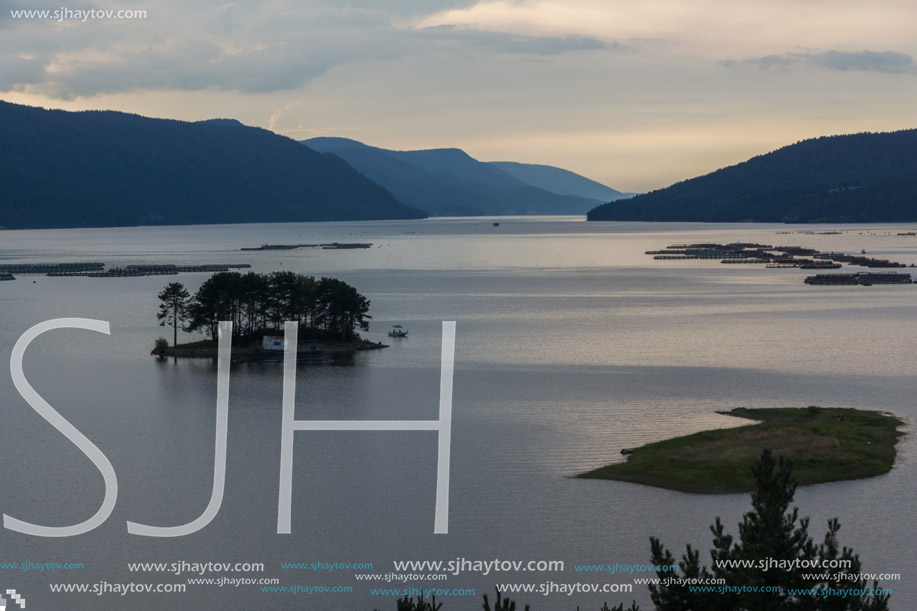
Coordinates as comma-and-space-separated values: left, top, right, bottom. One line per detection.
241, 242, 372, 251
721, 258, 770, 264
46, 263, 251, 277
815, 253, 906, 268
124, 264, 251, 272
1, 262, 104, 274
647, 241, 917, 285
804, 272, 913, 286
321, 242, 372, 249
775, 246, 818, 256
49, 269, 177, 277
241, 244, 313, 251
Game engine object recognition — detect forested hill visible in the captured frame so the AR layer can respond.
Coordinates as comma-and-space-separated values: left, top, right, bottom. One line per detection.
587, 130, 917, 223
0, 101, 425, 229
303, 137, 628, 216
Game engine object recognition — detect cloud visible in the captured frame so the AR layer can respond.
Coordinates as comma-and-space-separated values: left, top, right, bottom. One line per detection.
268, 99, 304, 131
724, 50, 915, 75
0, 0, 616, 99
0, 39, 336, 99
417, 25, 614, 55
2, 0, 916, 103
0, 53, 46, 87
815, 50, 913, 73
414, 0, 917, 57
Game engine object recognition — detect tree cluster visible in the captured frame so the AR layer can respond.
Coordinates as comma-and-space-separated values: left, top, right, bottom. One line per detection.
645, 449, 889, 611
373, 451, 889, 611
156, 271, 372, 346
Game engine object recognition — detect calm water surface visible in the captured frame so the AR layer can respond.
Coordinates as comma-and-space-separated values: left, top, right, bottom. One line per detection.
0, 217, 914, 610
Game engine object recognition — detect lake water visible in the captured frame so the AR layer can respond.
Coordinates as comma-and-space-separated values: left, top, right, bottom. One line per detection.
0, 217, 914, 610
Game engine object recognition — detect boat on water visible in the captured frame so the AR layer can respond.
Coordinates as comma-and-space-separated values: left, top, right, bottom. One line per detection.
388, 324, 408, 338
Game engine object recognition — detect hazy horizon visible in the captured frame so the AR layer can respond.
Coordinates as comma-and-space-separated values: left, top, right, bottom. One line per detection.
3, 0, 916, 193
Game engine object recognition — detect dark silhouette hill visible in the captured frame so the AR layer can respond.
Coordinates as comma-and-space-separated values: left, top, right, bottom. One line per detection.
0, 101, 424, 229
303, 137, 627, 216
587, 130, 917, 223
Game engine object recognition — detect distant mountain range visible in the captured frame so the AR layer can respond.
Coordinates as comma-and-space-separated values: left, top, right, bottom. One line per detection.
303, 137, 628, 216
588, 130, 917, 223
490, 161, 625, 202
0, 102, 424, 229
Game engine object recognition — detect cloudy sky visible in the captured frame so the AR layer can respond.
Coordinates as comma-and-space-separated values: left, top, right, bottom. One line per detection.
2, 0, 916, 192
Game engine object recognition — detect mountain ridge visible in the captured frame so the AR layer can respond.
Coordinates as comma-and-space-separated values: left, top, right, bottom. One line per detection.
490, 161, 625, 201
0, 102, 425, 229
303, 137, 627, 216
587, 129, 917, 223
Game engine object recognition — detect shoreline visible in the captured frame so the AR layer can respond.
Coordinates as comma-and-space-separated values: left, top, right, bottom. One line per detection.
577, 407, 905, 494
153, 341, 388, 361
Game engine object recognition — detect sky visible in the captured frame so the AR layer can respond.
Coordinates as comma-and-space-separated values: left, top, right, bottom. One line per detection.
2, 0, 916, 193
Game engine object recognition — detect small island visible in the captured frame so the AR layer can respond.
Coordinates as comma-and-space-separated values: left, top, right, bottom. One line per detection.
577, 407, 904, 494
152, 271, 386, 361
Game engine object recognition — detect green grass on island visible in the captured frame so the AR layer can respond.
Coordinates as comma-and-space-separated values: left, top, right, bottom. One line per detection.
577, 407, 905, 494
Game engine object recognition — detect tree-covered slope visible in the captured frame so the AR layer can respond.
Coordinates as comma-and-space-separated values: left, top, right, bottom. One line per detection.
587, 130, 917, 223
304, 137, 616, 216
0, 102, 425, 229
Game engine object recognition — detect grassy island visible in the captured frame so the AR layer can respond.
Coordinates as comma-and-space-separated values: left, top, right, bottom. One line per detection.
577, 407, 905, 494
